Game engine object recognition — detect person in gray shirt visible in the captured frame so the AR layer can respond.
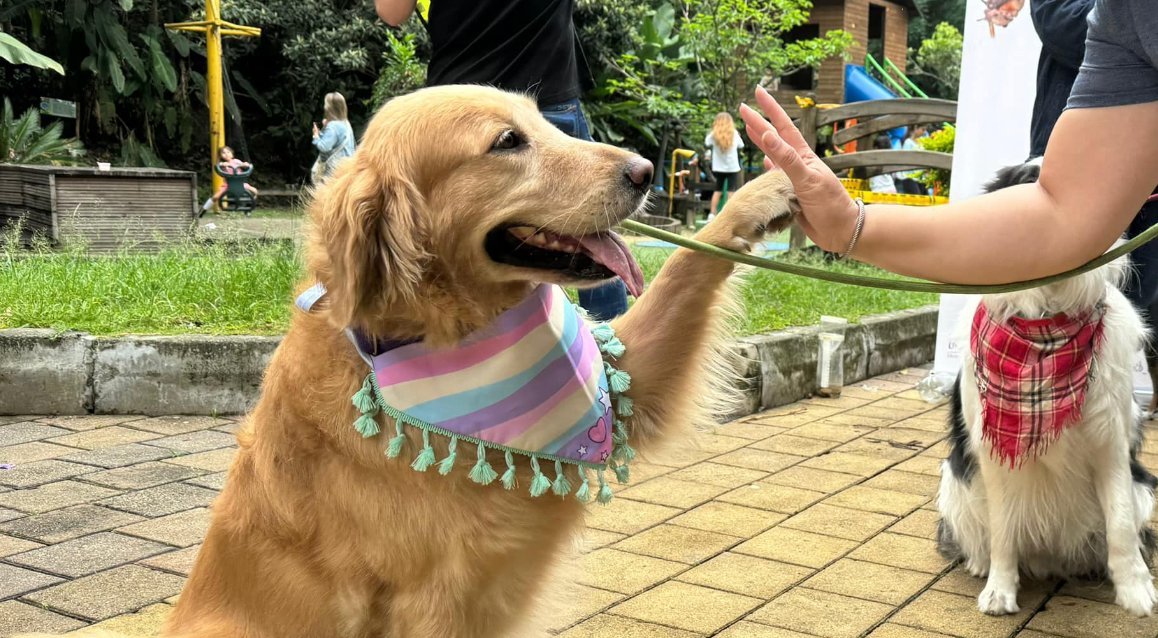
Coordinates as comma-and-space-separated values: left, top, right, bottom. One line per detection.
738, 0, 1158, 286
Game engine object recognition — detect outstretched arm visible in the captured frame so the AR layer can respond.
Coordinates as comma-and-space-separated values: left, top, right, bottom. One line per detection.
739, 87, 1158, 284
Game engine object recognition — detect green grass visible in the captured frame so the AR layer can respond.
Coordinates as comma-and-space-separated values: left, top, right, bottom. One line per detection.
203, 205, 303, 220
630, 246, 934, 335
0, 237, 300, 335
0, 236, 933, 336
246, 205, 304, 219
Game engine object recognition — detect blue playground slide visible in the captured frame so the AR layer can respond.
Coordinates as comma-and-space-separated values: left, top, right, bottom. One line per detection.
843, 64, 906, 145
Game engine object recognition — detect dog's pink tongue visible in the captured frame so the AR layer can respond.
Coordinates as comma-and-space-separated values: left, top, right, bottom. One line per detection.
577, 231, 645, 297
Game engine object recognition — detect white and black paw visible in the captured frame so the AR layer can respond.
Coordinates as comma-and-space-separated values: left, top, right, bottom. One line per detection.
978, 584, 1020, 616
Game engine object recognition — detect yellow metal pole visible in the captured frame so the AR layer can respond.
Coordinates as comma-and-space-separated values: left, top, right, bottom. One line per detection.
167, 0, 258, 195
667, 149, 695, 216
205, 0, 224, 193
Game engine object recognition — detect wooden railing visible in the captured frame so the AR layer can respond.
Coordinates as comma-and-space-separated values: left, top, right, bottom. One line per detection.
788, 93, 958, 249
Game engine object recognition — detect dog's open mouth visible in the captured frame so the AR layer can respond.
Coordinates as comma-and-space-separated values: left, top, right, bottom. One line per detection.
485, 225, 645, 297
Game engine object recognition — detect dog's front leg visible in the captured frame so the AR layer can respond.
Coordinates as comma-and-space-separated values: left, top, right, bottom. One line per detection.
976, 461, 1021, 615
1095, 436, 1158, 616
610, 172, 798, 452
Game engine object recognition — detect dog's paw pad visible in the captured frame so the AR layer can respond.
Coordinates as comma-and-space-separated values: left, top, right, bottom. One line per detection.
1115, 578, 1157, 617
978, 586, 1019, 616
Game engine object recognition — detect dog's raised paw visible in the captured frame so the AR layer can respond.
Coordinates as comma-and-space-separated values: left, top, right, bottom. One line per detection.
978, 585, 1019, 616
697, 171, 798, 253
1115, 576, 1157, 617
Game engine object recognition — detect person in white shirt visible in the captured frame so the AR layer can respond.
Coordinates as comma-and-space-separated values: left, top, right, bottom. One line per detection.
868, 135, 898, 193
704, 112, 745, 218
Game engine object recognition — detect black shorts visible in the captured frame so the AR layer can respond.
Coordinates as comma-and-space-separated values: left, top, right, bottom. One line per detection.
712, 170, 741, 189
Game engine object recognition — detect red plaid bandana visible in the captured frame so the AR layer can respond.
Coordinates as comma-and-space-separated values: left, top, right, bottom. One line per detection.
970, 301, 1106, 467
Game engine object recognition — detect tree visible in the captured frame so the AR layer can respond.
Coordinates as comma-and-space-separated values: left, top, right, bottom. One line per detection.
907, 22, 962, 99
1, 0, 388, 180
214, 0, 389, 179
574, 0, 653, 71
908, 0, 966, 45
680, 0, 853, 111
585, 4, 705, 150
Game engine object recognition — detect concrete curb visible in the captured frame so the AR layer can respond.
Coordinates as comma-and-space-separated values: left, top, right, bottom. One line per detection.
0, 305, 937, 417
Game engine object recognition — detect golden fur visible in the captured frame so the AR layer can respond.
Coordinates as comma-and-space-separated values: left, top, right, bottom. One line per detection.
17, 86, 799, 638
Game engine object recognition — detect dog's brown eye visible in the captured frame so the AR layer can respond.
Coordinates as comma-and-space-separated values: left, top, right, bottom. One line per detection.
491, 130, 524, 151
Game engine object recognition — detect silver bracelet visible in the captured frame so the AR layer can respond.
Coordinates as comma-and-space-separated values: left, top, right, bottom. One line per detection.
839, 198, 866, 260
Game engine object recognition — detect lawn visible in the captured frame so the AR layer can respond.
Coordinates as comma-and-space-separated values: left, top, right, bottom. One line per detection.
0, 235, 934, 336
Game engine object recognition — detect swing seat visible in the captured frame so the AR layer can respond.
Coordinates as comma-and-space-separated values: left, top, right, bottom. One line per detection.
213, 163, 256, 214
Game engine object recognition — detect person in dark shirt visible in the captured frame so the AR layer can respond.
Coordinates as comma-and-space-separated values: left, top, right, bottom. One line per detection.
1029, 0, 1089, 159
1030, 0, 1158, 326
376, 0, 630, 321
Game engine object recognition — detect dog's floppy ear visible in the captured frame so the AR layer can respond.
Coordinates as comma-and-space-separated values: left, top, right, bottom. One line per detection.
316, 163, 428, 329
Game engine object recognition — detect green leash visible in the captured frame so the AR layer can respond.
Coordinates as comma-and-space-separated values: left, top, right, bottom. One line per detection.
619, 218, 1158, 295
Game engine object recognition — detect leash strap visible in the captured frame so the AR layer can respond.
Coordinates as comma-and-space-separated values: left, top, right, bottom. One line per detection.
620, 207, 1158, 295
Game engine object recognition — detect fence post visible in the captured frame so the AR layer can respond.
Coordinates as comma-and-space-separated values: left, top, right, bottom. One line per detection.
790, 92, 817, 252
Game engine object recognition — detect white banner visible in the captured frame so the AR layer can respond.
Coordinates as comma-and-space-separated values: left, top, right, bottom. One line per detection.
930, 0, 1152, 397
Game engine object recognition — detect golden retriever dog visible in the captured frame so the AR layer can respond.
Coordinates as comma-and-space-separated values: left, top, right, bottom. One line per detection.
19, 85, 798, 638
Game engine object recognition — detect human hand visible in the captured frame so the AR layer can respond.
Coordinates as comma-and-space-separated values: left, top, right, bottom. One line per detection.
322, 118, 328, 128
739, 86, 860, 253
312, 122, 319, 137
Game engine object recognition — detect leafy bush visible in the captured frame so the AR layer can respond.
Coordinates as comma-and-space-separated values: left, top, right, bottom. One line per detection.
369, 31, 428, 111
916, 125, 954, 196
0, 98, 85, 165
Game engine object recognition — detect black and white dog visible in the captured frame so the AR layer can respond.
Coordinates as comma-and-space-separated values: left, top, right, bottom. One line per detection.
936, 158, 1158, 617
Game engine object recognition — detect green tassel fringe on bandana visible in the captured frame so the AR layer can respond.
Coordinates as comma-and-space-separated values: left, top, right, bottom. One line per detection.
348, 322, 635, 503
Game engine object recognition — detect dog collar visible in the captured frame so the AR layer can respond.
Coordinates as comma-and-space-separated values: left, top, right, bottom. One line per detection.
294, 283, 636, 502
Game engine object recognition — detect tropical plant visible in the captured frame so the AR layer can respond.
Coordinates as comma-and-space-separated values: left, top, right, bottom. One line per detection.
1, 0, 201, 167
907, 22, 963, 99
0, 31, 63, 74
916, 125, 954, 196
0, 98, 85, 165
681, 0, 854, 110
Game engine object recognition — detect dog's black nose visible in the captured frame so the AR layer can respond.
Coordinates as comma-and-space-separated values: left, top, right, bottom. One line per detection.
625, 157, 654, 191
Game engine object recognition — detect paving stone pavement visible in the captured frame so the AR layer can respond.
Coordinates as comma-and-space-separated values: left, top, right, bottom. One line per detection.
2, 365, 1158, 637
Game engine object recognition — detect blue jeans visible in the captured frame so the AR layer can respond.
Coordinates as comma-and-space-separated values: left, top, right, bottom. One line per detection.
539, 97, 628, 321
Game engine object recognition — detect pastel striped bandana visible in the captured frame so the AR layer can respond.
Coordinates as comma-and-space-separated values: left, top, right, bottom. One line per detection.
295, 283, 636, 502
